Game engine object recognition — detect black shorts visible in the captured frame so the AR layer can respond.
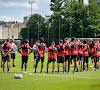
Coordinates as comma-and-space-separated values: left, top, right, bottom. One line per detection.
83, 56, 88, 63
22, 56, 28, 63
37, 56, 44, 62
89, 53, 92, 57
48, 59, 56, 63
77, 54, 83, 61
70, 55, 78, 60
94, 57, 99, 63
57, 56, 64, 63
11, 53, 15, 59
65, 55, 70, 62
34, 53, 37, 60
89, 53, 93, 59
1, 55, 4, 60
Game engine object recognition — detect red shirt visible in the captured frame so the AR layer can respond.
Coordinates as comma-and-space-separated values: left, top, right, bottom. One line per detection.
78, 42, 83, 54
97, 43, 100, 51
18, 44, 32, 56
83, 44, 89, 56
48, 46, 57, 59
88, 43, 93, 53
36, 43, 46, 56
56, 44, 65, 57
69, 41, 79, 55
64, 43, 70, 55
92, 44, 99, 57
2, 42, 12, 55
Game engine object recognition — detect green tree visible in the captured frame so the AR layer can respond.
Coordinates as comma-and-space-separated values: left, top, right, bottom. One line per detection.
20, 14, 47, 39
49, 0, 100, 38
20, 28, 27, 39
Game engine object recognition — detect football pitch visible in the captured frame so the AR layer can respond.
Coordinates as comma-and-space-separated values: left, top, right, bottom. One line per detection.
0, 53, 100, 90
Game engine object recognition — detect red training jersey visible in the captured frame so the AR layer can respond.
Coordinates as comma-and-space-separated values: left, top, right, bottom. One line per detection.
36, 42, 47, 56
88, 43, 93, 53
18, 44, 32, 56
69, 41, 80, 55
64, 43, 70, 55
97, 43, 100, 51
48, 46, 57, 59
83, 44, 89, 56
78, 42, 83, 54
56, 44, 65, 57
92, 44, 99, 57
2, 42, 12, 55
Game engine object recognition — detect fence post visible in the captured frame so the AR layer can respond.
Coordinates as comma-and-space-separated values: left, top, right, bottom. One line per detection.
21, 39, 23, 45
82, 19, 83, 38
59, 18, 60, 40
70, 20, 71, 38
31, 38, 33, 47
48, 21, 49, 46
27, 23, 29, 40
94, 20, 96, 37
38, 22, 39, 40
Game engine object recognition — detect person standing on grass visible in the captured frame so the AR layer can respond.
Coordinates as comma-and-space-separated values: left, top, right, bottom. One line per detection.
83, 40, 89, 71
45, 42, 57, 73
96, 39, 100, 69
18, 39, 33, 73
76, 39, 84, 72
92, 41, 99, 71
34, 37, 47, 73
64, 37, 70, 72
56, 39, 65, 73
69, 37, 79, 73
0, 40, 6, 67
33, 40, 39, 67
2, 38, 12, 73
10, 38, 17, 67
88, 39, 94, 67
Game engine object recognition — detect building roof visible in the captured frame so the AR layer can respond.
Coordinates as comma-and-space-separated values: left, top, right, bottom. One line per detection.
7, 22, 15, 27
13, 23, 26, 28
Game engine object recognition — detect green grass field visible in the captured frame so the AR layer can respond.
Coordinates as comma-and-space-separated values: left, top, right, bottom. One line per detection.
0, 53, 100, 90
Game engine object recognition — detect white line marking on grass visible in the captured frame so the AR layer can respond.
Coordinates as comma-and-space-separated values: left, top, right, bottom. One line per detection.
28, 73, 98, 80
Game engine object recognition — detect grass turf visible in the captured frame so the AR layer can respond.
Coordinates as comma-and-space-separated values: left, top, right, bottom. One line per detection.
0, 53, 100, 90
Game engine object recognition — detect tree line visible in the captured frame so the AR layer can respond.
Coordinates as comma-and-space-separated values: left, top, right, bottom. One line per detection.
20, 0, 100, 39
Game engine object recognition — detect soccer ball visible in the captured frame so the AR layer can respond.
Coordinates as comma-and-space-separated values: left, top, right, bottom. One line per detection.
14, 74, 18, 79
14, 74, 23, 79
18, 74, 23, 79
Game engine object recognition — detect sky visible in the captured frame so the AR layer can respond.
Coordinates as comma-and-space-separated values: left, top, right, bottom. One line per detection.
0, 0, 88, 22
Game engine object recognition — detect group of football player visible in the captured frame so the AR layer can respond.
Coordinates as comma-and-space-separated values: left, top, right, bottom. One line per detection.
1, 37, 100, 73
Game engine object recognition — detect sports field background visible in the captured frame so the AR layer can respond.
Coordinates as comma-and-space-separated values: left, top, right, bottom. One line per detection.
0, 53, 100, 90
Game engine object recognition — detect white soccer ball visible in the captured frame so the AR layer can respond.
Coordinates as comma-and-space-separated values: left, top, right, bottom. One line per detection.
14, 74, 18, 79
17, 74, 23, 79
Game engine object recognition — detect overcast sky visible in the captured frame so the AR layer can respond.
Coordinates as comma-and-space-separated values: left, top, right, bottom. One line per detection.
0, 0, 88, 22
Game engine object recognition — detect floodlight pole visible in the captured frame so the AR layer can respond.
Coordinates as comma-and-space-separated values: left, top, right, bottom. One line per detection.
28, 1, 35, 15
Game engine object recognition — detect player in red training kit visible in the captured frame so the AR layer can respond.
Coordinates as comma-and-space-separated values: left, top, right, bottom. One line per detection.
18, 39, 33, 73
56, 39, 65, 73
83, 40, 89, 71
96, 39, 100, 69
92, 41, 99, 71
45, 42, 57, 73
35, 37, 47, 73
69, 37, 81, 73
88, 39, 94, 67
0, 40, 6, 68
76, 39, 84, 72
64, 37, 70, 72
2, 38, 12, 73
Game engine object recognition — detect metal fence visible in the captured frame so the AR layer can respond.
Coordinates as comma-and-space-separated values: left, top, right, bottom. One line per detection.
0, 19, 100, 47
